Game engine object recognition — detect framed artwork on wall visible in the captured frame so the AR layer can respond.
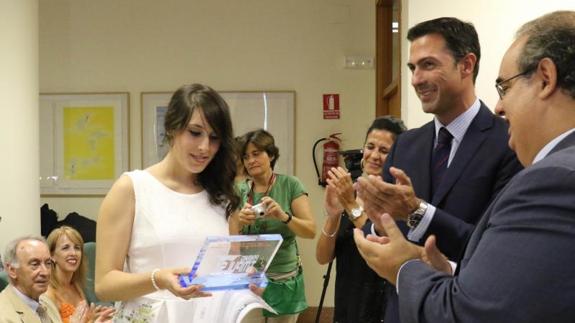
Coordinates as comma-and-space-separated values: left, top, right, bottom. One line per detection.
39, 93, 130, 196
141, 91, 295, 175
140, 92, 171, 168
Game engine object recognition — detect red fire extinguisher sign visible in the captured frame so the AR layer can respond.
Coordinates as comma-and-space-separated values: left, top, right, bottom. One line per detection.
323, 94, 340, 119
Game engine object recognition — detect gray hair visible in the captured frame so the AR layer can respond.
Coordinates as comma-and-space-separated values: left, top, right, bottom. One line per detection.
516, 11, 575, 99
3, 235, 47, 268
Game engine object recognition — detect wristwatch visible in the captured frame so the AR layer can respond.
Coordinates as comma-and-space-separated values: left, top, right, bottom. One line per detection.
348, 206, 364, 221
282, 211, 293, 224
407, 201, 428, 228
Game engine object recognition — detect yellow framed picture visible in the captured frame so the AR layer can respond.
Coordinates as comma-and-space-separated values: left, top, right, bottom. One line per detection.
40, 93, 130, 196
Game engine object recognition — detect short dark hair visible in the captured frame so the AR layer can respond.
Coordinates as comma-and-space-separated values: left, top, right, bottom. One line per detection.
163, 84, 240, 218
407, 17, 481, 83
241, 129, 280, 170
365, 115, 406, 143
516, 11, 575, 99
234, 135, 246, 161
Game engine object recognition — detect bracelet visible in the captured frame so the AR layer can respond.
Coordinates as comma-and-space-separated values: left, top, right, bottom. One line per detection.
321, 227, 337, 238
151, 268, 161, 291
282, 211, 293, 224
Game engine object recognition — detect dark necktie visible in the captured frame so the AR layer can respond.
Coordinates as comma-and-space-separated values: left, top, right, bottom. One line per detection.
431, 127, 453, 195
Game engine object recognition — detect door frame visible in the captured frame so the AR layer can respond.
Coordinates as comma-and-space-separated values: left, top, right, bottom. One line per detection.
376, 0, 402, 117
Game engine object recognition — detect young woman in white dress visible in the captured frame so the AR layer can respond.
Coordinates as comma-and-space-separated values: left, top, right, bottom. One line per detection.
95, 84, 243, 322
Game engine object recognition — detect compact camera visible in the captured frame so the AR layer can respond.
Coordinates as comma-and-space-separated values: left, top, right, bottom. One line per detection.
251, 203, 267, 218
340, 149, 363, 182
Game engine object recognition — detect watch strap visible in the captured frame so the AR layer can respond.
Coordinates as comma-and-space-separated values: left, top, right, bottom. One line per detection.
282, 211, 292, 224
407, 201, 427, 228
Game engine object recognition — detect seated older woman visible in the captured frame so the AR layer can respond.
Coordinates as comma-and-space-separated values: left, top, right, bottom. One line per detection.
43, 226, 114, 323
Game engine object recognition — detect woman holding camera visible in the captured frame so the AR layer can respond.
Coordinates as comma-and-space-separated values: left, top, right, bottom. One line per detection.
230, 129, 316, 323
315, 116, 405, 323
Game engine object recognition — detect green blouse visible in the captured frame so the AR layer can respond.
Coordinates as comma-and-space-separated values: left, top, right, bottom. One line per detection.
236, 173, 307, 274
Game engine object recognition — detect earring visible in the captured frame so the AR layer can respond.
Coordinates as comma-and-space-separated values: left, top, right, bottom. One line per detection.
360, 158, 365, 170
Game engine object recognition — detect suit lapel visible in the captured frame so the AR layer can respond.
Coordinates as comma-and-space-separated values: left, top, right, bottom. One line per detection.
4, 286, 42, 323
432, 103, 493, 205
456, 176, 514, 273
457, 202, 493, 271
457, 129, 575, 274
410, 122, 435, 201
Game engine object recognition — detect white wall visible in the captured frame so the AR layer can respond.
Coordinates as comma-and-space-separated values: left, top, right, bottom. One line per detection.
38, 0, 377, 307
0, 0, 39, 251
402, 0, 575, 128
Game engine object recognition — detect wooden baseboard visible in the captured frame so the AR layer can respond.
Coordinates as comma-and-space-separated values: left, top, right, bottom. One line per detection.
297, 306, 334, 323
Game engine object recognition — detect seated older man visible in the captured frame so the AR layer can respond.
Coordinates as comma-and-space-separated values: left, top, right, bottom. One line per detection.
0, 236, 60, 323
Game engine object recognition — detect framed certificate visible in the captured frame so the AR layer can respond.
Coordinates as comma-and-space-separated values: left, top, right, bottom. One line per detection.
179, 234, 283, 291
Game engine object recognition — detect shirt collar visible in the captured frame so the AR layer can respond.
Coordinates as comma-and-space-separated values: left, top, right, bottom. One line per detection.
434, 97, 481, 145
11, 285, 40, 312
532, 128, 575, 164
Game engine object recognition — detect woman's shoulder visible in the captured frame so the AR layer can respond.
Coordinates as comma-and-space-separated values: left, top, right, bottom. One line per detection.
43, 287, 57, 303
276, 173, 306, 189
99, 173, 136, 214
109, 173, 136, 195
235, 178, 250, 195
275, 173, 299, 183
122, 169, 145, 181
40, 291, 59, 313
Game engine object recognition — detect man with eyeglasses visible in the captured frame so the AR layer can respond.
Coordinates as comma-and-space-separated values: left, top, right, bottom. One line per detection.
0, 236, 61, 322
354, 17, 522, 323
355, 10, 575, 323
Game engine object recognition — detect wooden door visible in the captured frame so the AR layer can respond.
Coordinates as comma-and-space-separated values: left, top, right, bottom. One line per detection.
376, 0, 402, 118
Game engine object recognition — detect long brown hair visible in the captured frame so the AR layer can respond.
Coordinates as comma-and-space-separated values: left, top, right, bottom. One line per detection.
163, 84, 240, 218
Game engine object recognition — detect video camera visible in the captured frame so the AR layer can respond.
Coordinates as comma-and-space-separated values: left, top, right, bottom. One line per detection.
340, 149, 363, 182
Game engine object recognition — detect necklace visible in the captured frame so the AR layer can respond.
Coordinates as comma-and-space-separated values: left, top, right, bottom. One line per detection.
248, 173, 276, 205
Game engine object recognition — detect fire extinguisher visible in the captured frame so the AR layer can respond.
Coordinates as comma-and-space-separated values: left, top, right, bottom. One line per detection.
313, 133, 342, 186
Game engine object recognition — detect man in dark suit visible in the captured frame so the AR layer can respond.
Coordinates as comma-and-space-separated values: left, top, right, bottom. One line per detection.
354, 10, 575, 323
362, 17, 521, 260
358, 17, 522, 323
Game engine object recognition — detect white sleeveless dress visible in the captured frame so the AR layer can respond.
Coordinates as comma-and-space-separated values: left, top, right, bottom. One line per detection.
113, 170, 238, 322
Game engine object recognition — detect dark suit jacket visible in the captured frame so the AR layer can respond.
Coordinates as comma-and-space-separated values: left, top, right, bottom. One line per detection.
377, 103, 521, 323
383, 103, 521, 259
398, 131, 575, 323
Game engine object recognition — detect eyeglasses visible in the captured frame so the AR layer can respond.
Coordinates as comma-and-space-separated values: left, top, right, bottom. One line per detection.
495, 70, 532, 99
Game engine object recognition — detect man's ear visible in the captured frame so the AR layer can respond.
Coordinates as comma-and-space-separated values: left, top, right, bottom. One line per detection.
6, 263, 18, 281
536, 57, 557, 99
460, 53, 477, 79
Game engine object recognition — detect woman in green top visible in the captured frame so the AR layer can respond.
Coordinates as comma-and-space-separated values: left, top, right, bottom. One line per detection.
230, 129, 316, 323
